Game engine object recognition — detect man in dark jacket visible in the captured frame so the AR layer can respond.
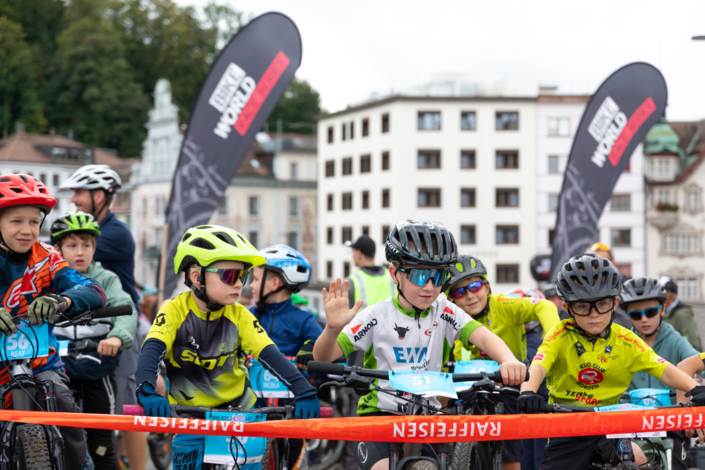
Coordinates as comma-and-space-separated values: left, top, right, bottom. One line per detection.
663, 280, 700, 350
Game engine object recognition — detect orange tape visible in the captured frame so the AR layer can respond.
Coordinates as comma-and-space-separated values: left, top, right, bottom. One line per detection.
1, 408, 704, 443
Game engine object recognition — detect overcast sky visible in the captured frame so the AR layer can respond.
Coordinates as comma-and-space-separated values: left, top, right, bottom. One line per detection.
176, 0, 705, 121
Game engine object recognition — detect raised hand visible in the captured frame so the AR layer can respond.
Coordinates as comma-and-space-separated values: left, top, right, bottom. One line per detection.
321, 278, 363, 332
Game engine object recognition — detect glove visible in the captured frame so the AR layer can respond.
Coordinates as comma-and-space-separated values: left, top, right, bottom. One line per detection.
294, 392, 320, 419
517, 391, 546, 414
0, 308, 17, 337
27, 294, 67, 326
137, 383, 170, 417
295, 340, 315, 369
685, 385, 705, 406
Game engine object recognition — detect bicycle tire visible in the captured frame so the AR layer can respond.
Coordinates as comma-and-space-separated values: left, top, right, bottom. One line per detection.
407, 459, 438, 470
261, 438, 277, 470
147, 433, 173, 470
450, 440, 492, 470
14, 424, 52, 470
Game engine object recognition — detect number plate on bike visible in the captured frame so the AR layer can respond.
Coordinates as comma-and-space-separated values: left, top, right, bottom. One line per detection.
389, 370, 457, 398
0, 321, 49, 360
203, 412, 267, 467
595, 404, 666, 438
249, 357, 295, 398
453, 360, 500, 392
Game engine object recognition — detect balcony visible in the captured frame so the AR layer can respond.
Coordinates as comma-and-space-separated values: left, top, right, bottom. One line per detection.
647, 208, 678, 230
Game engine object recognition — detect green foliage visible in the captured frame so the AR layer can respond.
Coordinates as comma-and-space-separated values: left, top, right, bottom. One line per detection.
266, 77, 322, 134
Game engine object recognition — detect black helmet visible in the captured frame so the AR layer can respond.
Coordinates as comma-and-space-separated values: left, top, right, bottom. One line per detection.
385, 219, 457, 268
443, 255, 487, 293
542, 283, 558, 298
620, 277, 667, 308
556, 254, 621, 302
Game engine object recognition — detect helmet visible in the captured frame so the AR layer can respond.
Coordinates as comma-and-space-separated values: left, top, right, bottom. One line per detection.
556, 254, 622, 302
174, 225, 266, 274
0, 174, 56, 214
505, 287, 546, 300
60, 165, 122, 194
542, 283, 559, 298
620, 277, 667, 308
443, 255, 487, 293
50, 211, 101, 245
258, 245, 311, 293
385, 219, 457, 268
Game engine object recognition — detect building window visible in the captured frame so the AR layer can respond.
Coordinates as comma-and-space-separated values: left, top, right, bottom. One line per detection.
461, 150, 476, 169
497, 264, 519, 283
349, 121, 354, 140
548, 117, 571, 137
382, 151, 390, 171
496, 189, 519, 207
686, 188, 701, 212
360, 154, 371, 173
362, 118, 369, 137
663, 233, 700, 255
418, 188, 441, 208
326, 261, 333, 279
548, 194, 559, 212
418, 150, 441, 169
342, 226, 352, 243
461, 188, 476, 208
611, 229, 631, 247
673, 277, 700, 301
53, 174, 60, 187
341, 157, 353, 176
327, 194, 334, 212
496, 225, 519, 244
290, 162, 298, 180
460, 225, 476, 244
341, 123, 346, 141
217, 196, 228, 215
343, 262, 351, 278
418, 111, 441, 130
342, 192, 353, 210
548, 155, 567, 174
610, 194, 631, 212
288, 196, 300, 218
382, 225, 390, 245
142, 197, 147, 219
496, 150, 519, 169
325, 160, 335, 177
496, 112, 519, 130
287, 230, 299, 250
248, 196, 260, 217
382, 189, 390, 208
461, 112, 476, 131
362, 190, 370, 209
615, 263, 632, 278
248, 230, 259, 249
382, 113, 389, 133
548, 229, 556, 246
39, 173, 47, 185
326, 227, 333, 245
327, 126, 333, 143
362, 226, 370, 237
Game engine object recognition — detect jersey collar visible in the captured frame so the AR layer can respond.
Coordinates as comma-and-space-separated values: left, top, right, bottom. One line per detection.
393, 295, 431, 318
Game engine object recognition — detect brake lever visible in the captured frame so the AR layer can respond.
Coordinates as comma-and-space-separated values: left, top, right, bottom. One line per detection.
71, 353, 102, 364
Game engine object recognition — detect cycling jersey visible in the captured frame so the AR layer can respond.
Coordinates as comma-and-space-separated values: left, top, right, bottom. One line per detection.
453, 294, 559, 362
532, 320, 670, 407
338, 295, 482, 415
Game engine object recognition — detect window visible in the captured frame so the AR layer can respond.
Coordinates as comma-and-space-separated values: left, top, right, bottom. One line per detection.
287, 230, 299, 250
382, 113, 389, 133
663, 233, 700, 255
496, 225, 519, 244
39, 173, 46, 185
461, 112, 476, 131
341, 123, 346, 141
342, 157, 353, 175
217, 196, 228, 215
418, 188, 441, 207
548, 117, 571, 137
496, 112, 519, 130
657, 189, 671, 204
461, 188, 476, 208
496, 189, 519, 207
548, 155, 567, 174
53, 174, 60, 186
382, 151, 390, 171
344, 262, 351, 278
342, 192, 353, 210
548, 229, 556, 246
362, 226, 370, 237
615, 263, 632, 278
327, 126, 333, 143
674, 277, 700, 301
362, 118, 369, 137
326, 227, 333, 245
418, 112, 441, 130
382, 189, 390, 208
349, 121, 354, 140
548, 194, 559, 212
461, 150, 476, 169
497, 264, 519, 283
327, 194, 334, 211
342, 226, 353, 243
290, 162, 298, 180
496, 150, 519, 169
325, 160, 335, 177
362, 190, 369, 209
142, 197, 147, 219
360, 154, 371, 173
382, 225, 390, 245
460, 225, 476, 244
687, 188, 701, 212
611, 229, 631, 247
248, 196, 260, 217
248, 230, 259, 249
610, 194, 631, 212
418, 150, 441, 169
326, 261, 333, 279
288, 196, 300, 218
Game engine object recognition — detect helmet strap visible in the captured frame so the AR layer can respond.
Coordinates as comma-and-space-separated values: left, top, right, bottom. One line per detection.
90, 189, 111, 221
256, 268, 286, 314
394, 268, 427, 325
641, 317, 662, 339
185, 266, 224, 312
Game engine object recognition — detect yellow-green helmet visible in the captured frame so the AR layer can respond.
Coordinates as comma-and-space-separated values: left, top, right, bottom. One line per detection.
50, 211, 101, 245
174, 225, 265, 274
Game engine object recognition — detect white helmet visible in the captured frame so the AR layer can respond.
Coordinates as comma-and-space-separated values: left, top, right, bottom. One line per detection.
258, 245, 311, 293
61, 165, 122, 194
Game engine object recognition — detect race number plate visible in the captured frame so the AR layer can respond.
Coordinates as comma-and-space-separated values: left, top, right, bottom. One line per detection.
596, 403, 666, 438
0, 322, 49, 360
249, 358, 294, 398
453, 360, 500, 392
204, 412, 267, 467
389, 370, 457, 399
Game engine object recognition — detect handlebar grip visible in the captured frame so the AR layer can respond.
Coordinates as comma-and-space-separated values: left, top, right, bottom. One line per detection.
308, 361, 345, 376
486, 370, 530, 383
123, 405, 144, 416
91, 305, 132, 319
319, 407, 333, 418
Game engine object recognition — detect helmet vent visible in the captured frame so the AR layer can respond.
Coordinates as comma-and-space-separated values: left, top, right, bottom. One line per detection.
196, 225, 213, 229
213, 232, 237, 247
10, 188, 22, 194
190, 238, 216, 250
181, 233, 192, 242
0, 178, 10, 183
286, 253, 298, 259
237, 234, 248, 245
38, 188, 45, 193
19, 175, 28, 183
296, 266, 308, 273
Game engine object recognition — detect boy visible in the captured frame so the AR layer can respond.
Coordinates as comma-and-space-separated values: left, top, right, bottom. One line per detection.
51, 211, 138, 470
442, 255, 559, 470
519, 254, 705, 469
313, 220, 526, 470
0, 174, 107, 470
135, 226, 319, 470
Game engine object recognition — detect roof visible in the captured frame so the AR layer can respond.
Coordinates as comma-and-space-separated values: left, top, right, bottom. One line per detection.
537, 94, 592, 103
235, 141, 274, 178
669, 121, 705, 155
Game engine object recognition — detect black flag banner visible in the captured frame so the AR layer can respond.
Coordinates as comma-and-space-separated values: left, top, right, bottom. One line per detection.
549, 62, 667, 280
160, 13, 302, 297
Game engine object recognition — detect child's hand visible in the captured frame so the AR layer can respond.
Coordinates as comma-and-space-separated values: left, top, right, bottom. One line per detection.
97, 337, 123, 357
499, 360, 527, 387
322, 279, 363, 333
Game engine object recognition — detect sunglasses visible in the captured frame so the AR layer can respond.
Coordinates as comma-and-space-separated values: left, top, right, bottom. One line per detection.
397, 267, 449, 287
567, 297, 615, 316
627, 307, 661, 321
450, 281, 486, 300
203, 268, 249, 286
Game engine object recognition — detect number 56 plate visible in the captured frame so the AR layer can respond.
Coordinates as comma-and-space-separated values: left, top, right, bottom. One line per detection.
0, 322, 49, 360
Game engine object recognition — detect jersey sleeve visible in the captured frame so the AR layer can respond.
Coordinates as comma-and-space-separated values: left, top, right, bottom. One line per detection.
494, 295, 560, 332
448, 302, 481, 345
625, 331, 670, 378
338, 308, 377, 356
238, 308, 275, 358
52, 264, 107, 314
145, 301, 182, 354
531, 323, 564, 373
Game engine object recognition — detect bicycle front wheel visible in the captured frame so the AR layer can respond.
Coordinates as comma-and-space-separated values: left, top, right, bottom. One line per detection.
14, 424, 52, 470
449, 440, 492, 470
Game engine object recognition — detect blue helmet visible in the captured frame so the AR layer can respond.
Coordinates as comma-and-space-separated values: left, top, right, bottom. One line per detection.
258, 245, 312, 293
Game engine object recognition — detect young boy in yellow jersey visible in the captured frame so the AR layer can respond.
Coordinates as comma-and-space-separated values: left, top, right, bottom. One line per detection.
443, 255, 559, 470
519, 254, 705, 469
135, 226, 319, 470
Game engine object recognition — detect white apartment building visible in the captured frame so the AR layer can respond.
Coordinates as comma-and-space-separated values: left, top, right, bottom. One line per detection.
536, 93, 646, 278
317, 95, 538, 291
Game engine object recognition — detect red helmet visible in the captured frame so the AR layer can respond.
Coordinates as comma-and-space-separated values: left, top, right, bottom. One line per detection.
0, 174, 56, 214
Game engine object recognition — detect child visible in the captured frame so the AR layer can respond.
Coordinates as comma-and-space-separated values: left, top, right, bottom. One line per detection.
135, 225, 319, 470
0, 174, 107, 470
51, 211, 138, 470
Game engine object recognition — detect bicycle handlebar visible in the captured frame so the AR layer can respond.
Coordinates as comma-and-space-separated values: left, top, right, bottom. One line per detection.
544, 402, 692, 413
90, 305, 133, 319
123, 404, 333, 418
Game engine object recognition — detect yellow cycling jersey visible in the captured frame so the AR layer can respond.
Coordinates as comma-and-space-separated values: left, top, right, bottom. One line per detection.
453, 294, 559, 362
146, 292, 274, 407
532, 320, 670, 407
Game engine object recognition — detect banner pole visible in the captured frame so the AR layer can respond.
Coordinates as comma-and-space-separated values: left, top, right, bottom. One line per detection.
157, 222, 169, 305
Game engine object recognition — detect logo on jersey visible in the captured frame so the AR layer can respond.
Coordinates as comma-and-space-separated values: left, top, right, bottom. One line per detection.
6, 257, 50, 309
575, 341, 586, 357
533, 353, 545, 362
393, 347, 427, 364
440, 312, 459, 330
605, 346, 612, 354
424, 321, 438, 336
530, 297, 541, 304
253, 320, 265, 334
394, 323, 410, 340
154, 313, 167, 327
578, 368, 604, 385
187, 336, 199, 350
655, 357, 667, 364
443, 307, 455, 316
352, 319, 377, 341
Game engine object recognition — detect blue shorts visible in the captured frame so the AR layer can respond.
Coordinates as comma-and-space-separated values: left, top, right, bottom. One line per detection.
172, 434, 205, 470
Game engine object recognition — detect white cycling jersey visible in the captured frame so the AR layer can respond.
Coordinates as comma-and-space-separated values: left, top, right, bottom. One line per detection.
338, 295, 482, 415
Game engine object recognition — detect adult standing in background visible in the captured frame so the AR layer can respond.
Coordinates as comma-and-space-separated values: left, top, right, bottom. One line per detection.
345, 235, 396, 309
589, 242, 631, 328
663, 280, 700, 350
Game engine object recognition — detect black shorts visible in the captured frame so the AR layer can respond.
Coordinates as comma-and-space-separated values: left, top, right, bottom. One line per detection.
540, 435, 617, 470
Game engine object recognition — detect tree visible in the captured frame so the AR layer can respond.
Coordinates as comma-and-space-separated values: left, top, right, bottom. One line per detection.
266, 77, 322, 134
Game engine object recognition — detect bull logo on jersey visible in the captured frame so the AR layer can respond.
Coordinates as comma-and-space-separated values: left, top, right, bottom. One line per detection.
5, 257, 50, 309
578, 368, 604, 385
394, 323, 410, 340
